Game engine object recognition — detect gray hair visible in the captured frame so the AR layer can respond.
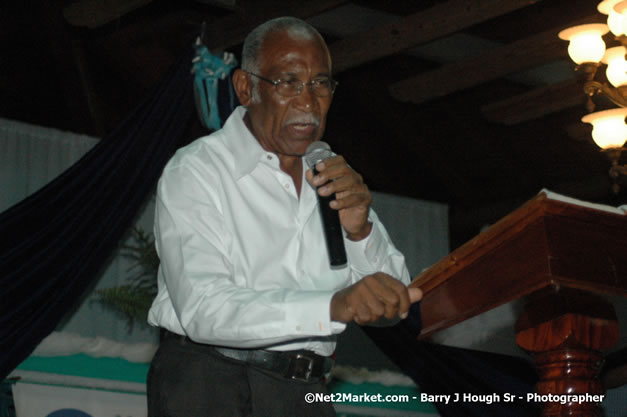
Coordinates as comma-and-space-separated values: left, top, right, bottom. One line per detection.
241, 16, 324, 74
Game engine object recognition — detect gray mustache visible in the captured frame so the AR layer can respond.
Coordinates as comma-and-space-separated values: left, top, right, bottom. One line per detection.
287, 116, 320, 126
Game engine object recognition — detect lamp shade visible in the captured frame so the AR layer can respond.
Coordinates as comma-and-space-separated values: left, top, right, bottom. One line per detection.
615, 1, 627, 36
558, 24, 609, 64
582, 108, 627, 149
602, 46, 627, 87
598, 0, 627, 36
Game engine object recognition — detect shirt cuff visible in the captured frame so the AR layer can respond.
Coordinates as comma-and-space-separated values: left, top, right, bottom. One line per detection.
344, 220, 387, 273
284, 290, 346, 336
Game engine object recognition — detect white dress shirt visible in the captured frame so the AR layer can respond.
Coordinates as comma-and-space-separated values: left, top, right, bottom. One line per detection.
147, 106, 410, 356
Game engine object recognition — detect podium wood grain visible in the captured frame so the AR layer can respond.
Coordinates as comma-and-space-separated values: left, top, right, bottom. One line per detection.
411, 193, 627, 416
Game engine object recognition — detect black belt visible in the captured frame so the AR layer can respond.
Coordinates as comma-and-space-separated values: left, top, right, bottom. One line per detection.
163, 330, 333, 382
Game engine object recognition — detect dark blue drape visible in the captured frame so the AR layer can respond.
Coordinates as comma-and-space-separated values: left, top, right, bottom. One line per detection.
0, 45, 195, 380
364, 317, 540, 417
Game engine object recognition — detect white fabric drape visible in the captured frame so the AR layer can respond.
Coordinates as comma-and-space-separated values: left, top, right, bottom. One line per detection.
0, 117, 449, 350
0, 119, 98, 213
0, 118, 158, 344
371, 191, 449, 277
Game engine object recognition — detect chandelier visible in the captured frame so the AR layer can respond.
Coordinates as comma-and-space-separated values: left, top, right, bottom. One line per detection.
559, 0, 627, 193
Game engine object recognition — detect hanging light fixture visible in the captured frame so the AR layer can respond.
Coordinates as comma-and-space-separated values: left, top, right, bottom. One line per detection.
603, 46, 627, 88
560, 1, 627, 193
582, 108, 627, 149
558, 24, 608, 65
598, 0, 627, 36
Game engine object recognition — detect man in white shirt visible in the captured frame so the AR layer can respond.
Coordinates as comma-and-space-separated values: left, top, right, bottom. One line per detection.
147, 16, 422, 417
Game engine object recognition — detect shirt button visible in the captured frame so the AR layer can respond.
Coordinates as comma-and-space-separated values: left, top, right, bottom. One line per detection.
296, 325, 302, 331
267, 155, 273, 160
284, 183, 290, 189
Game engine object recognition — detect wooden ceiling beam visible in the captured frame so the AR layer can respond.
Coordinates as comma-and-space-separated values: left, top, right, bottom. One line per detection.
204, 0, 349, 51
64, 0, 349, 50
63, 0, 153, 29
481, 78, 585, 125
388, 15, 600, 105
330, 0, 541, 74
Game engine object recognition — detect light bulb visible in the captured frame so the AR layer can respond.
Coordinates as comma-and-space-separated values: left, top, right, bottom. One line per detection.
582, 108, 627, 149
603, 46, 627, 87
558, 24, 609, 64
615, 1, 627, 36
598, 0, 627, 36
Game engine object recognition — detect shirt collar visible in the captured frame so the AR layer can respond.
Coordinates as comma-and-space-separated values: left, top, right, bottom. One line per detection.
223, 106, 270, 180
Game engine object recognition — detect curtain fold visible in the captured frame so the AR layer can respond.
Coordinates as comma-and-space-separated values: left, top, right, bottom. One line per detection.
0, 120, 98, 213
0, 45, 195, 380
364, 323, 540, 417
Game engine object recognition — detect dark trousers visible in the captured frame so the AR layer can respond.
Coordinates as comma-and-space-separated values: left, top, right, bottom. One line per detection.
147, 335, 337, 417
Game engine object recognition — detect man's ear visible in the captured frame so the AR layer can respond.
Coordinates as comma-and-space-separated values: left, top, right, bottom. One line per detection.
232, 69, 252, 106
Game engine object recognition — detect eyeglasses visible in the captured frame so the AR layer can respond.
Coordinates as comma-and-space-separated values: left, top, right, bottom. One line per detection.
245, 71, 338, 97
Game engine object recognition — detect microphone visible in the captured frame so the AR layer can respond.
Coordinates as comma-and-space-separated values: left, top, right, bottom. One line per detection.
304, 141, 347, 267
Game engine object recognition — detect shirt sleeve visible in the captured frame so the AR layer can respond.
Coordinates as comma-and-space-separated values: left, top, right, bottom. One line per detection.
344, 209, 411, 286
149, 162, 343, 348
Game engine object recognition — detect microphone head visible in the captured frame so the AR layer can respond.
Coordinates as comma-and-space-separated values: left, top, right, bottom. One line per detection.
304, 141, 333, 168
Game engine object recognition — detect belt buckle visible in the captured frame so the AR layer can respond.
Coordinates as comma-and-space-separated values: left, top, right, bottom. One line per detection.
287, 353, 315, 382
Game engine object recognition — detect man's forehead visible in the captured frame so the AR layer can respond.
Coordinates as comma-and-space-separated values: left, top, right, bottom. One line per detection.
259, 30, 331, 69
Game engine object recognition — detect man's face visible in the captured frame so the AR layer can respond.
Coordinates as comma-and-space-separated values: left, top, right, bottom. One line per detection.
242, 30, 333, 157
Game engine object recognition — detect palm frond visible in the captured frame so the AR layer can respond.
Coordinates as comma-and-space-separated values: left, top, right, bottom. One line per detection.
94, 285, 156, 332
93, 226, 159, 332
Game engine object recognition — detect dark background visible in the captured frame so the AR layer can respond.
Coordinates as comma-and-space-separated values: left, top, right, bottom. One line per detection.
2, 0, 626, 249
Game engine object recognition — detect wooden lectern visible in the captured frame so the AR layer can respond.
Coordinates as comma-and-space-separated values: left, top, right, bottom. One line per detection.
411, 192, 627, 416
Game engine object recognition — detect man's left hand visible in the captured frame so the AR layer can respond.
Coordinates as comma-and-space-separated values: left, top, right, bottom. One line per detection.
306, 155, 372, 241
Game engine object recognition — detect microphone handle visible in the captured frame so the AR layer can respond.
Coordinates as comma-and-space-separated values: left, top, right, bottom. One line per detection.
314, 168, 347, 267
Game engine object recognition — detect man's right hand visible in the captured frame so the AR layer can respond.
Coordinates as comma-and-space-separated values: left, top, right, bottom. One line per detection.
330, 272, 422, 324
